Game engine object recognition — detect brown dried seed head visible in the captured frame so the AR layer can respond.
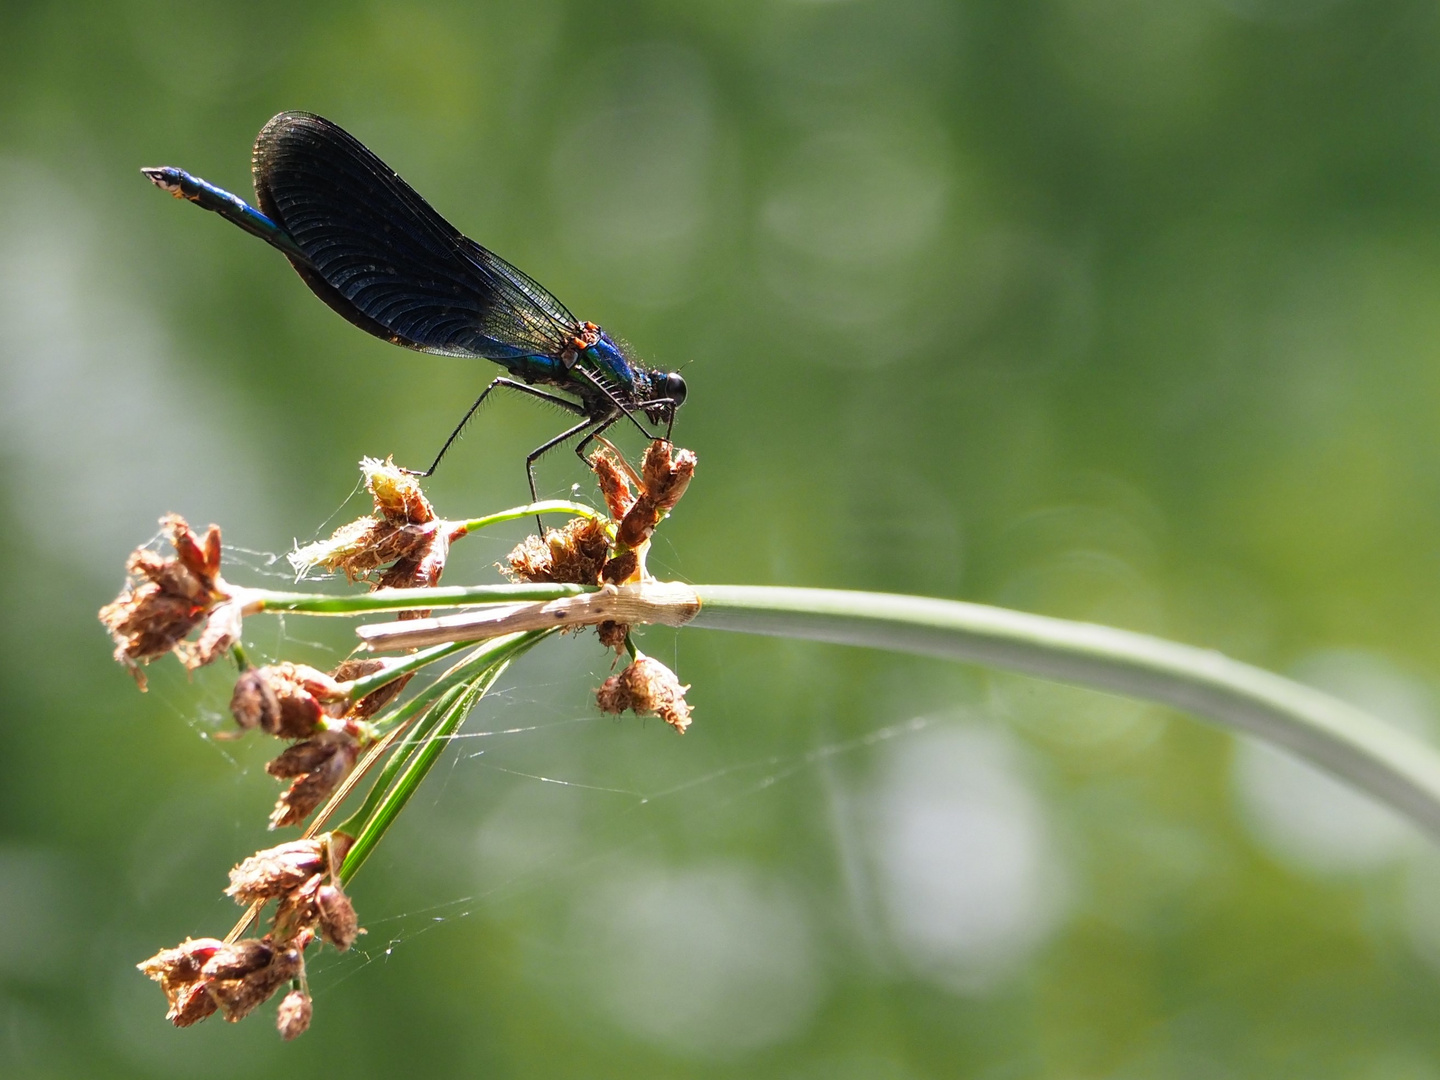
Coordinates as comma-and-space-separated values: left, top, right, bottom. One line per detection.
289, 518, 437, 583
269, 873, 322, 944
175, 599, 243, 671
331, 657, 410, 717
203, 938, 304, 1023
642, 441, 696, 508
276, 989, 313, 1040
504, 533, 551, 583
377, 530, 449, 592
288, 516, 377, 578
198, 938, 277, 982
100, 515, 235, 685
591, 449, 637, 519
98, 587, 205, 684
267, 732, 361, 829
266, 729, 358, 778
376, 528, 450, 621
594, 674, 631, 714
614, 499, 658, 550
226, 840, 327, 905
230, 663, 333, 738
504, 516, 612, 585
600, 550, 640, 585
595, 654, 693, 733
596, 620, 630, 653
164, 514, 222, 586
138, 937, 225, 1002
363, 456, 435, 525
353, 672, 412, 716
330, 658, 386, 683
615, 443, 697, 550
315, 883, 361, 951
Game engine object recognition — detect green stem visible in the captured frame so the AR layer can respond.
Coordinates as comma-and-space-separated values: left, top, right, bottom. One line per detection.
246, 582, 593, 616
345, 639, 475, 701
337, 678, 490, 885
452, 499, 604, 534
687, 585, 1440, 841
335, 631, 550, 875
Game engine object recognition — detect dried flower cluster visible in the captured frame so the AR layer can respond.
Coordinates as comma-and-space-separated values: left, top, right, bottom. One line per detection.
504, 515, 613, 586
99, 515, 241, 689
112, 444, 698, 1038
612, 440, 697, 551
596, 653, 694, 733
506, 440, 698, 654
228, 660, 383, 828
290, 457, 458, 609
139, 834, 359, 1039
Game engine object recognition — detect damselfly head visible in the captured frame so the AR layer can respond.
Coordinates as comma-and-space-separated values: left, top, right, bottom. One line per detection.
644, 371, 686, 423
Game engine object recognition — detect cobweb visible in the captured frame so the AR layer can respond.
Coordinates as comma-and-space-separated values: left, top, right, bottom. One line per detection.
141, 520, 947, 992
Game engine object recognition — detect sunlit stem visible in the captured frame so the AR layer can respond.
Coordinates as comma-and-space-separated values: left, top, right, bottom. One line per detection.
451, 499, 605, 535
237, 582, 594, 616
686, 585, 1440, 843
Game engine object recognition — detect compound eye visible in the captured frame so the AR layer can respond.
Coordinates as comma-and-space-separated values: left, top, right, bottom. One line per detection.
663, 372, 687, 406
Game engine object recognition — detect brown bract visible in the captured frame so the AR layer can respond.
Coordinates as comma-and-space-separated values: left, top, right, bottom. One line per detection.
595, 653, 694, 733
99, 515, 237, 688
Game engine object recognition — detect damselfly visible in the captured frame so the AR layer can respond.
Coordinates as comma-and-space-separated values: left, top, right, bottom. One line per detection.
143, 111, 686, 499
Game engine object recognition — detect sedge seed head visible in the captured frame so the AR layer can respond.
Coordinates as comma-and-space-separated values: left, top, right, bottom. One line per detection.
201, 938, 304, 1023
230, 663, 340, 738
138, 937, 226, 1026
614, 442, 697, 550
595, 653, 693, 733
276, 989, 313, 1040
99, 515, 236, 686
504, 515, 612, 586
266, 731, 360, 829
269, 873, 323, 945
362, 456, 434, 525
225, 839, 327, 905
315, 883, 361, 952
590, 449, 637, 519
332, 657, 410, 717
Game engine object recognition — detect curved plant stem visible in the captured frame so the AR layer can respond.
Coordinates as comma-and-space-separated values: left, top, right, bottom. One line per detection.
686, 585, 1440, 841
452, 499, 604, 534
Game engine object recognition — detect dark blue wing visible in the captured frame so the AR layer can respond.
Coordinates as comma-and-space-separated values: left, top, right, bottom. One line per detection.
251, 111, 579, 360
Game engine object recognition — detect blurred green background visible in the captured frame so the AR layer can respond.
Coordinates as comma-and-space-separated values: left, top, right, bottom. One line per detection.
7, 0, 1440, 1075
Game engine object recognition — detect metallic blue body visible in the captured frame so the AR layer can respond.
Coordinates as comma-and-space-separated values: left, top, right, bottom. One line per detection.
142, 111, 686, 493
